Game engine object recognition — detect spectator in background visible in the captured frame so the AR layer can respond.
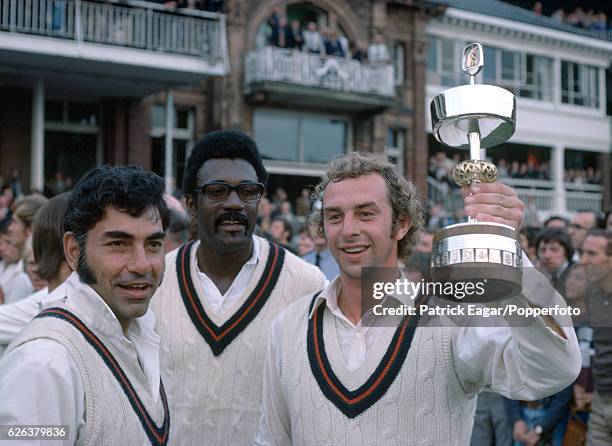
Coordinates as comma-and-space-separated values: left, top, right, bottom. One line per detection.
303, 21, 324, 55
0, 186, 13, 231
606, 209, 612, 231
522, 196, 540, 228
532, 1, 543, 15
536, 161, 550, 180
498, 158, 509, 177
287, 20, 303, 50
535, 229, 573, 293
580, 229, 612, 446
273, 201, 298, 236
0, 193, 72, 355
551, 8, 565, 22
269, 217, 296, 253
570, 211, 604, 262
510, 161, 521, 178
1, 194, 48, 304
272, 187, 288, 207
9, 168, 22, 199
267, 7, 282, 47
0, 232, 33, 305
21, 236, 47, 292
295, 188, 311, 220
302, 222, 340, 281
563, 264, 589, 326
350, 40, 367, 62
544, 215, 569, 230
7, 194, 49, 254
165, 205, 191, 253
324, 29, 344, 57
470, 392, 512, 446
506, 386, 573, 446
257, 196, 273, 234
519, 226, 539, 264
427, 203, 454, 232
296, 225, 314, 257
277, 16, 290, 48
368, 34, 391, 64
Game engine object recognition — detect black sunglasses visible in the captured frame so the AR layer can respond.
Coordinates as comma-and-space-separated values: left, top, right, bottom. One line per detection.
194, 181, 264, 203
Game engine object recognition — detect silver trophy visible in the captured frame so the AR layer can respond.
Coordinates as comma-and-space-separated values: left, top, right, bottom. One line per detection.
430, 43, 522, 302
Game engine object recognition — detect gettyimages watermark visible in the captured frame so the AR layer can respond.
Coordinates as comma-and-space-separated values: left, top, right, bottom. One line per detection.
359, 266, 598, 328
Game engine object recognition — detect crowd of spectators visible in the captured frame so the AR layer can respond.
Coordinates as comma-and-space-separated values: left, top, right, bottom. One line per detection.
418, 207, 612, 446
532, 2, 610, 33
263, 7, 391, 64
429, 151, 602, 187
2, 160, 612, 445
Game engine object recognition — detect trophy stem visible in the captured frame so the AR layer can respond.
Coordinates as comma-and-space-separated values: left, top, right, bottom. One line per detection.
468, 130, 481, 161
467, 129, 482, 224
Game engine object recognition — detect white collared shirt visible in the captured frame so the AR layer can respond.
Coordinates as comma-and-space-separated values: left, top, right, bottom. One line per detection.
195, 236, 261, 314
0, 259, 34, 305
255, 255, 582, 445
0, 273, 161, 445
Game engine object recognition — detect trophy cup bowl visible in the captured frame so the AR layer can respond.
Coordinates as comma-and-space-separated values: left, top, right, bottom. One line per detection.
429, 43, 522, 303
431, 85, 516, 150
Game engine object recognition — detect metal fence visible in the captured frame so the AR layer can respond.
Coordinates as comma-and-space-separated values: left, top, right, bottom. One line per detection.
0, 0, 227, 62
245, 46, 395, 97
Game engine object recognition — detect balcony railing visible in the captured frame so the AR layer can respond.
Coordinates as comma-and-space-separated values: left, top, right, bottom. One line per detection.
0, 0, 227, 63
245, 46, 395, 97
427, 176, 603, 214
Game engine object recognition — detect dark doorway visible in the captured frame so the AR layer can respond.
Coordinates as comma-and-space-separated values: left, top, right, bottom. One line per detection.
44, 131, 97, 195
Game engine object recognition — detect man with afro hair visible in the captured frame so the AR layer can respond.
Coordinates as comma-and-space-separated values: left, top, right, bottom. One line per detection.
151, 130, 326, 445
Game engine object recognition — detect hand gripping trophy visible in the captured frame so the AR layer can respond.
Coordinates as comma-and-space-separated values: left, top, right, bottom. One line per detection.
430, 43, 522, 302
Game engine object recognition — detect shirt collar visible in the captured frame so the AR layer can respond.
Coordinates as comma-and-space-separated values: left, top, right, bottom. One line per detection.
308, 270, 414, 325
196, 235, 261, 271
309, 275, 342, 319
248, 235, 262, 265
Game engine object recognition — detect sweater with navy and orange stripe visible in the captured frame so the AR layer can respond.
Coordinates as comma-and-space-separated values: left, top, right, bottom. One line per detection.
151, 237, 326, 445
271, 293, 477, 446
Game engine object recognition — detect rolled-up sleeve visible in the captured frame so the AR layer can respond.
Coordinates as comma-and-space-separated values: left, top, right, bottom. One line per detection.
452, 259, 581, 400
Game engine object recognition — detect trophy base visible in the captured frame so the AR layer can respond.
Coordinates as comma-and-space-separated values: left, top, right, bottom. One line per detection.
431, 222, 522, 302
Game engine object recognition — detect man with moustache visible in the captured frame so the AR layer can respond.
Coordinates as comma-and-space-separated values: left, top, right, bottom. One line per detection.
255, 152, 581, 445
151, 130, 326, 445
0, 166, 170, 445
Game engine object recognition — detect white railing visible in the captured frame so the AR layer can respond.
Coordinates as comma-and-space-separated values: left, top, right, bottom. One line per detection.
500, 178, 602, 213
428, 175, 603, 213
566, 191, 603, 212
245, 46, 395, 97
588, 29, 612, 42
427, 176, 464, 212
0, 0, 227, 62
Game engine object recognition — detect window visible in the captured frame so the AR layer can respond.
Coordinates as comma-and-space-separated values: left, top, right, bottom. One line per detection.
428, 37, 553, 101
386, 128, 405, 175
43, 99, 101, 188
150, 106, 195, 193
498, 51, 553, 100
426, 36, 464, 87
45, 99, 99, 125
392, 41, 405, 85
254, 109, 348, 164
562, 61, 600, 108
151, 105, 192, 130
